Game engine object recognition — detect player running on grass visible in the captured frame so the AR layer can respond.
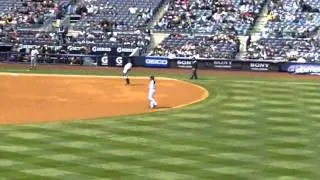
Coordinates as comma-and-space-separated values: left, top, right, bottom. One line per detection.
123, 60, 132, 85
149, 76, 158, 109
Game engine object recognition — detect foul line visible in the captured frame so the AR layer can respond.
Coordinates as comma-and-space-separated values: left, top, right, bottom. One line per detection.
0, 72, 209, 113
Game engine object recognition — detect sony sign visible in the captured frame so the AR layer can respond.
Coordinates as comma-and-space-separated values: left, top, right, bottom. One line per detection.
249, 62, 270, 71
177, 60, 192, 68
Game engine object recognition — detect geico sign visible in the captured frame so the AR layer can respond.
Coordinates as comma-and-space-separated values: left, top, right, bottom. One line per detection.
146, 59, 168, 65
177, 60, 192, 65
68, 46, 83, 51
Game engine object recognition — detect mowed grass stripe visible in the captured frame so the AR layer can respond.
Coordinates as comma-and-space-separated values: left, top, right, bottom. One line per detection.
295, 84, 320, 177
0, 74, 319, 179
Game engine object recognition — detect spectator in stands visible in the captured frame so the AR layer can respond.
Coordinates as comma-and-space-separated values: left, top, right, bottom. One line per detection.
246, 35, 251, 51
314, 52, 320, 62
129, 6, 138, 14
76, 3, 88, 15
286, 48, 299, 61
300, 0, 319, 12
87, 4, 98, 15
67, 3, 74, 15
41, 45, 51, 63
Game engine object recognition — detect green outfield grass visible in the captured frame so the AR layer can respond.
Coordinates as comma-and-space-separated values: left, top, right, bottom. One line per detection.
0, 67, 320, 180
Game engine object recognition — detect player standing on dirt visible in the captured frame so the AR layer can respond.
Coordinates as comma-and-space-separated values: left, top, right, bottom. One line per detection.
148, 76, 158, 109
30, 46, 39, 70
123, 59, 133, 85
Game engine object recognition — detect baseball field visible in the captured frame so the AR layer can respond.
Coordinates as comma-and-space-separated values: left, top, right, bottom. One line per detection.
0, 64, 319, 180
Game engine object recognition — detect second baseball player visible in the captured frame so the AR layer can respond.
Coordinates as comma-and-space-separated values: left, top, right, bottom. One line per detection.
123, 60, 132, 85
148, 76, 157, 109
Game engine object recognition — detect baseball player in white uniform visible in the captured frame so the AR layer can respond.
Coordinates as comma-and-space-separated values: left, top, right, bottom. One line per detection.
123, 60, 133, 85
30, 47, 39, 70
149, 76, 157, 108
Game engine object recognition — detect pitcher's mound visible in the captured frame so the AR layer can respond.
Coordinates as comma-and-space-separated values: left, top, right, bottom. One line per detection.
0, 73, 208, 125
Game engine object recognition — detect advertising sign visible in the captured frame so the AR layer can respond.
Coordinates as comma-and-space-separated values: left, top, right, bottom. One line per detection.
213, 60, 232, 69
176, 60, 193, 68
101, 56, 108, 66
145, 57, 169, 68
287, 64, 320, 74
249, 62, 271, 71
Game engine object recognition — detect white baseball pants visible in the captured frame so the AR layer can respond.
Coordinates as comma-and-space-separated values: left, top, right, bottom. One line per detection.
148, 89, 157, 108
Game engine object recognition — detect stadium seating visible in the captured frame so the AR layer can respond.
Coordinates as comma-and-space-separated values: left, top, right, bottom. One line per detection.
0, 0, 71, 29
151, 33, 240, 59
0, 0, 157, 54
70, 30, 152, 49
246, 37, 320, 61
154, 0, 266, 35
2, 29, 151, 52
242, 0, 320, 62
265, 0, 320, 38
72, 0, 165, 31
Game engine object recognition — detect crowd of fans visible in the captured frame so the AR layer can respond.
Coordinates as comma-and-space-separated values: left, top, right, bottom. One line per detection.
243, 0, 320, 61
154, 0, 265, 35
3, 27, 151, 55
0, 25, 68, 46
3, 27, 152, 64
73, 0, 154, 20
246, 36, 320, 62
151, 33, 240, 59
0, 0, 70, 30
71, 0, 159, 31
73, 28, 152, 48
264, 0, 320, 38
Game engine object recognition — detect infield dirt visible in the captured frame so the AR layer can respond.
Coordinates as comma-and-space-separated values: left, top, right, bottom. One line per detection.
0, 73, 208, 125
1, 63, 318, 125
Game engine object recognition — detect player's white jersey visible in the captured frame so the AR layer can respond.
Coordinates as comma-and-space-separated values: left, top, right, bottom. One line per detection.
149, 80, 156, 90
148, 79, 157, 108
123, 62, 132, 74
31, 49, 39, 58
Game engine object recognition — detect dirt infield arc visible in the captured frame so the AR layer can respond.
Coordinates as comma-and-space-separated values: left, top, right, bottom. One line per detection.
0, 73, 208, 125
